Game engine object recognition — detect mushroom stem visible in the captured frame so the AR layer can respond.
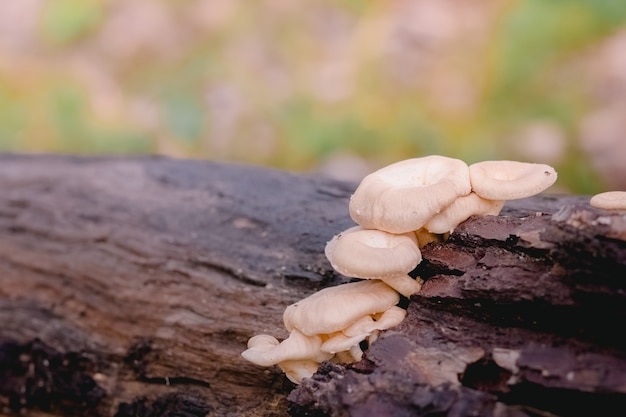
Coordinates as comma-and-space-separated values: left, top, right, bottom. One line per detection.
380, 275, 423, 298
283, 279, 400, 336
414, 228, 443, 248
278, 360, 321, 384
241, 330, 332, 367
243, 155, 561, 384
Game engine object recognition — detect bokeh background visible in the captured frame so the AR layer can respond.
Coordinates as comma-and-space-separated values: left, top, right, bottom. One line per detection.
1, 0, 625, 193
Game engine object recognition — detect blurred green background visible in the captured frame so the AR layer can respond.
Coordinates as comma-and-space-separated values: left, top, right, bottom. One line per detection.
1, 0, 625, 193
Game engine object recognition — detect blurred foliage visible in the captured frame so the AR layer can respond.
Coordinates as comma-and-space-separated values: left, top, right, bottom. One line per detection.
0, 0, 625, 193
40, 0, 104, 46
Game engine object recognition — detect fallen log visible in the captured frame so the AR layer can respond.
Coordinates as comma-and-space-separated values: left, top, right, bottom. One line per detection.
0, 154, 624, 417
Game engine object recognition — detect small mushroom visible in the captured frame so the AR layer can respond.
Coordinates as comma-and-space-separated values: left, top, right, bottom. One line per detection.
242, 334, 279, 360
324, 226, 423, 296
241, 330, 331, 367
283, 279, 400, 336
241, 330, 333, 383
469, 160, 557, 200
424, 192, 505, 234
332, 344, 367, 363
349, 156, 472, 233
590, 191, 626, 210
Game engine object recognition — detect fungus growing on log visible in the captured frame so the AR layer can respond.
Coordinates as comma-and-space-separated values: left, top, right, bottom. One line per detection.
242, 155, 558, 385
242, 280, 404, 383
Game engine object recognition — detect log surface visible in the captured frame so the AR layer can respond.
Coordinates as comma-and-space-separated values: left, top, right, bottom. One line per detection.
0, 154, 625, 417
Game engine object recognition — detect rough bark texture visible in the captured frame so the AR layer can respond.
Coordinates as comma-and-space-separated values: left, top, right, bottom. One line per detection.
290, 197, 626, 417
0, 154, 625, 417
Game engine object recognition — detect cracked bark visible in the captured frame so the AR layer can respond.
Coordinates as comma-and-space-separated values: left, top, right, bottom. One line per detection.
0, 154, 624, 417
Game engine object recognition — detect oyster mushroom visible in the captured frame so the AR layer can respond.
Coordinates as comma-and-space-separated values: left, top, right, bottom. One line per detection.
324, 226, 423, 297
283, 279, 401, 336
349, 156, 472, 234
590, 191, 626, 210
469, 160, 557, 200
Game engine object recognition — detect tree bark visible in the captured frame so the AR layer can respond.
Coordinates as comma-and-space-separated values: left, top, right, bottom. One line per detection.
0, 154, 624, 417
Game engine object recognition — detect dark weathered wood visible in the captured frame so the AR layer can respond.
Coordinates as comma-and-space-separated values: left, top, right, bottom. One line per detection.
290, 196, 626, 417
0, 154, 356, 416
0, 154, 625, 417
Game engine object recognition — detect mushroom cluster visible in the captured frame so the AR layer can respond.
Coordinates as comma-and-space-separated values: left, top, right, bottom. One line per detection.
242, 279, 405, 383
242, 155, 558, 383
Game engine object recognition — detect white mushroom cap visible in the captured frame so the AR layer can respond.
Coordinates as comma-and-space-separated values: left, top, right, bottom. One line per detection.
469, 160, 557, 200
283, 279, 400, 336
424, 192, 505, 234
241, 330, 332, 367
325, 226, 421, 280
590, 191, 626, 210
349, 156, 472, 233
324, 226, 423, 296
